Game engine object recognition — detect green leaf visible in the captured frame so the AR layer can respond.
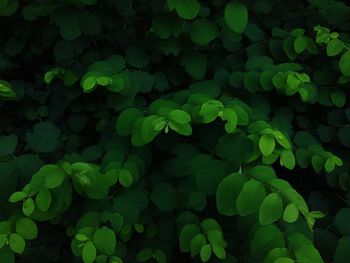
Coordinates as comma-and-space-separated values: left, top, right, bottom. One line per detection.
259, 134, 276, 156
220, 108, 238, 133
168, 0, 200, 20
75, 234, 88, 242
0, 248, 14, 263
308, 211, 326, 219
137, 248, 153, 262
207, 229, 226, 247
26, 122, 60, 153
35, 189, 52, 211
118, 169, 133, 188
216, 173, 246, 216
288, 233, 324, 263
22, 198, 35, 216
283, 203, 299, 223
182, 51, 207, 80
141, 115, 163, 144
215, 133, 255, 167
81, 74, 97, 93
274, 131, 291, 149
324, 156, 342, 173
0, 234, 7, 249
334, 208, 350, 235
294, 36, 308, 54
259, 193, 283, 225
212, 243, 226, 259
286, 74, 300, 90
338, 127, 350, 147
335, 236, 350, 263
168, 109, 191, 124
9, 233, 25, 254
200, 244, 212, 262
126, 45, 150, 68
190, 19, 218, 46
151, 182, 178, 212
154, 249, 167, 263
15, 218, 38, 240
93, 227, 116, 255
263, 248, 291, 263
179, 224, 201, 252
280, 149, 296, 170
249, 165, 276, 181
44, 166, 66, 189
251, 225, 285, 258
268, 179, 308, 214
0, 0, 18, 16
273, 259, 295, 263
116, 108, 144, 136
8, 192, 27, 203
327, 39, 344, 56
199, 100, 224, 123
168, 120, 192, 136
0, 80, 16, 99
188, 191, 207, 211
339, 51, 350, 76
82, 241, 97, 263
236, 179, 266, 216
331, 89, 346, 108
224, 2, 248, 33
190, 234, 206, 257
0, 134, 17, 156
200, 219, 221, 232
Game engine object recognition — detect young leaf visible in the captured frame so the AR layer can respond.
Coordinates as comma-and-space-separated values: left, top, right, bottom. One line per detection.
259, 134, 276, 156
280, 149, 296, 170
283, 203, 299, 223
220, 108, 237, 133
82, 241, 97, 263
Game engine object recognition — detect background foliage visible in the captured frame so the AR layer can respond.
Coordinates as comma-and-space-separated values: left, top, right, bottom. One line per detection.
1, 0, 350, 262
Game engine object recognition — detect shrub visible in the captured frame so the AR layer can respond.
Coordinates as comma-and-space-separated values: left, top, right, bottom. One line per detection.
0, 0, 350, 262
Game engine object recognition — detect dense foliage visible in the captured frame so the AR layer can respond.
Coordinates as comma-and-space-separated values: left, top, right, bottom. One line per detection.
1, 0, 350, 262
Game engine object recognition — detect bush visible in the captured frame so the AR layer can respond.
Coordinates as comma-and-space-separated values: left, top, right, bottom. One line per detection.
1, 0, 350, 262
